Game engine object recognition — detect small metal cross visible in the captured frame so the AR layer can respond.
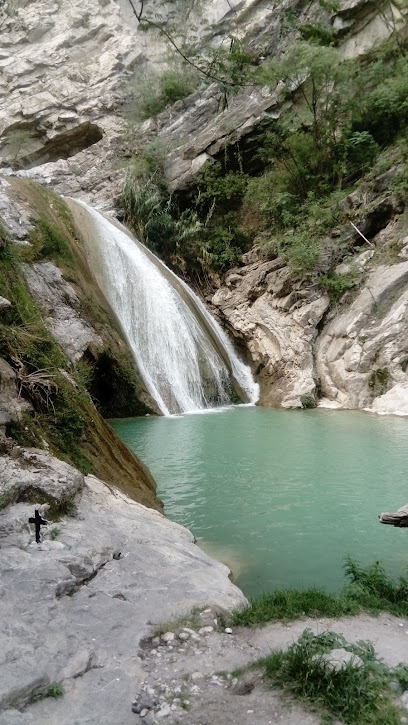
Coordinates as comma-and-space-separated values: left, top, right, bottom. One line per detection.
28, 509, 48, 543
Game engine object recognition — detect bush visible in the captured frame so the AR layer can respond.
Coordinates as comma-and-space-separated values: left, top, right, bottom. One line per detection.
137, 69, 199, 120
319, 272, 356, 304
264, 629, 398, 724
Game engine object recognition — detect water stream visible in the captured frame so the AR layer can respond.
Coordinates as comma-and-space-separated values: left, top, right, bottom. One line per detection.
67, 199, 258, 415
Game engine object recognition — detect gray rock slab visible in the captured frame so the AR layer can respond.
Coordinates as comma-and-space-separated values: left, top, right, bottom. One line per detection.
312, 648, 364, 671
1, 469, 246, 723
0, 447, 84, 508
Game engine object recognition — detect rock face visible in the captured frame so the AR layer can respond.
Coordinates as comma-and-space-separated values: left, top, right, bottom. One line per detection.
0, 358, 32, 426
317, 262, 408, 411
213, 257, 330, 407
213, 253, 408, 413
1, 0, 406, 202
22, 261, 104, 362
0, 453, 246, 725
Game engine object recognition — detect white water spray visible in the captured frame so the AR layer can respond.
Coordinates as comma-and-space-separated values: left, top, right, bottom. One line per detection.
68, 200, 259, 415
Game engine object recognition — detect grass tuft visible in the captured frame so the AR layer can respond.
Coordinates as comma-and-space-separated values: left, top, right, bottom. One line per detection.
232, 557, 408, 627
263, 629, 402, 724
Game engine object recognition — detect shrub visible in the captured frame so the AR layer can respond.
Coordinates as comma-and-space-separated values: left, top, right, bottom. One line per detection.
264, 629, 398, 724
137, 68, 199, 120
319, 272, 356, 304
300, 394, 316, 409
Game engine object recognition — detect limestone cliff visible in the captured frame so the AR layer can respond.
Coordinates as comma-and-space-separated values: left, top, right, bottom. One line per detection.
1, 0, 407, 416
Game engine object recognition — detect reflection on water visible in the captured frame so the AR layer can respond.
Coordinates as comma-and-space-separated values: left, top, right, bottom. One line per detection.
111, 407, 408, 597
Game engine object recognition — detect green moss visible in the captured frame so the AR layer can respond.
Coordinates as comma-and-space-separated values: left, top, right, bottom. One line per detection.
28, 216, 74, 263
300, 394, 316, 409
368, 367, 390, 396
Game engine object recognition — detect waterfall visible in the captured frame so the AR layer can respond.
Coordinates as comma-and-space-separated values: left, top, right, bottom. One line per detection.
67, 199, 259, 416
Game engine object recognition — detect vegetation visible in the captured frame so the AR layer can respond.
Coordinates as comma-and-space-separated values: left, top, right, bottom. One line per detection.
263, 629, 402, 724
231, 556, 408, 626
121, 21, 408, 293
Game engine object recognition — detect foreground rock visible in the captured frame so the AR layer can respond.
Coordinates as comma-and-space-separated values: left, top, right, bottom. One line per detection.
0, 456, 246, 725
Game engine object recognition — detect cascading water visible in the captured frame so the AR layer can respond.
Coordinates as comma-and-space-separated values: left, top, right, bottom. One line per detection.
67, 199, 259, 415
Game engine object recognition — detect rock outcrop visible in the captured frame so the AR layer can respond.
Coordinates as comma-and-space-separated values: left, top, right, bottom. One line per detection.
213, 256, 330, 407
317, 262, 408, 411
0, 451, 245, 725
1, 0, 406, 202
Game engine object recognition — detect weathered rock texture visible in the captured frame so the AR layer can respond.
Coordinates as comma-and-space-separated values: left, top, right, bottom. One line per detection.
0, 451, 246, 724
213, 257, 330, 407
213, 241, 408, 413
1, 0, 406, 201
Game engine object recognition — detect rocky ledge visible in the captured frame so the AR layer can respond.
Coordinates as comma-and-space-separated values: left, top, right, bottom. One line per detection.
0, 449, 246, 725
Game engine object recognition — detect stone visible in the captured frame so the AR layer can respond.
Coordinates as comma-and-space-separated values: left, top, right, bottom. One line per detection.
0, 357, 32, 426
156, 703, 171, 718
224, 627, 233, 634
191, 671, 204, 681
0, 464, 246, 722
0, 296, 10, 310
312, 648, 364, 672
317, 262, 408, 413
22, 262, 103, 363
401, 691, 408, 710
0, 447, 84, 512
161, 632, 175, 643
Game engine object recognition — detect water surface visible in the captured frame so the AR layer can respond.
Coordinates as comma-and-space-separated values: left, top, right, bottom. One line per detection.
111, 407, 408, 597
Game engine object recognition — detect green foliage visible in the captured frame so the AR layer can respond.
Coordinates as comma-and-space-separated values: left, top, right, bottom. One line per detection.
284, 232, 320, 272
58, 496, 78, 518
352, 54, 408, 146
368, 367, 390, 396
263, 629, 400, 724
300, 394, 316, 409
31, 682, 64, 704
232, 557, 408, 627
28, 217, 74, 263
392, 663, 408, 691
49, 526, 61, 540
0, 487, 18, 511
122, 162, 251, 280
319, 272, 357, 304
139, 69, 198, 119
194, 162, 249, 214
231, 588, 358, 626
299, 22, 336, 46
344, 555, 408, 605
127, 64, 199, 122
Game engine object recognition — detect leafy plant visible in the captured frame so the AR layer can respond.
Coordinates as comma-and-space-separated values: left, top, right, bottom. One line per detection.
264, 629, 400, 724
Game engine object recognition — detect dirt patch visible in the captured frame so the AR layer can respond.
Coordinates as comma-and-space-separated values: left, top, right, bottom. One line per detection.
132, 610, 408, 724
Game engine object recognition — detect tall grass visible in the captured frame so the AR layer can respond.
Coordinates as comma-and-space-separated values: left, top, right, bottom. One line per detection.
232, 556, 408, 626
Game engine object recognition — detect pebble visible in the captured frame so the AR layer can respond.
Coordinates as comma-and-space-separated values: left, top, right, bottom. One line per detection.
178, 632, 189, 641
156, 703, 171, 718
224, 627, 233, 634
198, 626, 213, 635
140, 709, 148, 717
161, 632, 175, 643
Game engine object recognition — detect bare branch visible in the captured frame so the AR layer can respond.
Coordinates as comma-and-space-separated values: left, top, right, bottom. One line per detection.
350, 221, 374, 247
